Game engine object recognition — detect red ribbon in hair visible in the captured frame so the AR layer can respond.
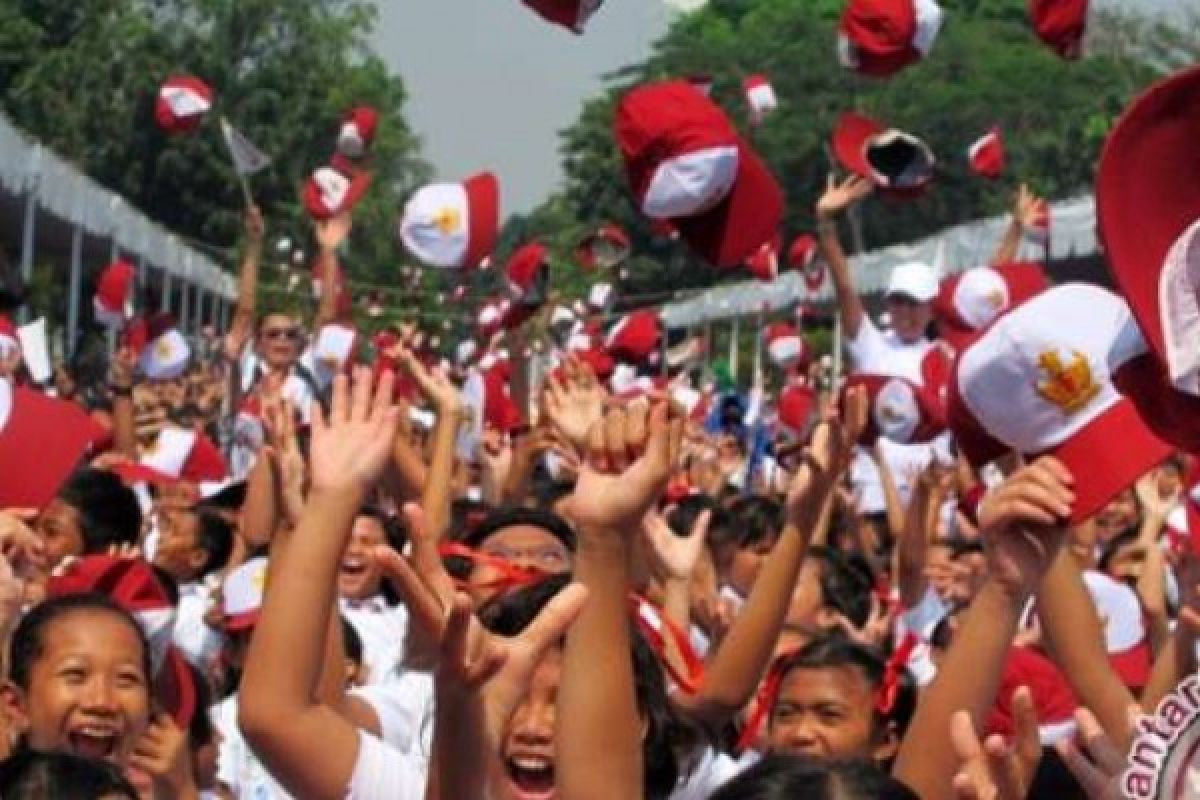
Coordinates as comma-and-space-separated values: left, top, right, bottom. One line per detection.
875, 631, 919, 715
735, 647, 799, 754
628, 594, 706, 697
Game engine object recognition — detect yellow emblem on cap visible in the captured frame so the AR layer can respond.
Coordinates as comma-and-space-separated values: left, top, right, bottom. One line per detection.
432, 206, 462, 235
1036, 350, 1100, 413
155, 338, 174, 360
252, 566, 268, 593
984, 288, 1006, 310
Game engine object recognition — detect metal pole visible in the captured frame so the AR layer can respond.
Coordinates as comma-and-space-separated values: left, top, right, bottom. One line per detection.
18, 188, 37, 325
180, 281, 190, 332
67, 223, 83, 359
730, 316, 740, 383
194, 286, 205, 331
753, 308, 763, 385
161, 271, 172, 313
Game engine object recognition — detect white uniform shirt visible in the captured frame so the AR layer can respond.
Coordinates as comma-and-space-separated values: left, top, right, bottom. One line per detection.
173, 579, 223, 673
340, 596, 409, 686
212, 693, 293, 799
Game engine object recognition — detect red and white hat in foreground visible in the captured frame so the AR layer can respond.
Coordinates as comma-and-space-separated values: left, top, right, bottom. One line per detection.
223, 557, 269, 632
336, 106, 379, 160
616, 80, 784, 268
967, 127, 1006, 180
399, 172, 500, 270
155, 75, 213, 134
1029, 0, 1089, 60
947, 283, 1172, 523
521, 0, 605, 34
138, 313, 191, 381
838, 0, 944, 78
0, 381, 105, 509
93, 259, 136, 329
764, 322, 808, 370
932, 262, 1049, 352
141, 427, 228, 484
575, 224, 631, 270
844, 373, 944, 446
833, 112, 935, 197
303, 163, 373, 220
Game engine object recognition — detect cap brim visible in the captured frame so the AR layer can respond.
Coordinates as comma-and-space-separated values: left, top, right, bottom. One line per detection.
672, 137, 783, 267
1113, 354, 1200, 453
464, 172, 500, 269
0, 388, 105, 508
223, 609, 261, 632
156, 646, 198, 729
1041, 398, 1172, 524
832, 113, 883, 179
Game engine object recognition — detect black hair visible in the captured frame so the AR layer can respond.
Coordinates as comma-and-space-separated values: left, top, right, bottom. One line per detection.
809, 546, 875, 629
770, 633, 917, 742
726, 496, 784, 549
0, 749, 139, 799
8, 593, 151, 692
185, 661, 215, 750
709, 754, 918, 800
356, 505, 407, 552
532, 479, 576, 513
479, 574, 693, 800
341, 615, 364, 668
56, 468, 142, 554
668, 494, 734, 551
460, 506, 576, 554
150, 566, 180, 607
195, 481, 247, 513
193, 509, 235, 578
1097, 529, 1142, 576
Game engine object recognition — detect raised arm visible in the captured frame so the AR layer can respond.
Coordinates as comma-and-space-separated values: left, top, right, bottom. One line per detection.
223, 206, 265, 407
991, 185, 1043, 266
108, 347, 138, 461
239, 368, 406, 800
312, 211, 352, 332
895, 457, 1073, 800
558, 402, 680, 800
398, 349, 463, 540
815, 174, 873, 339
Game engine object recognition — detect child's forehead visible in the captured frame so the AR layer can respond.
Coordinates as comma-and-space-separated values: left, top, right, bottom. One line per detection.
779, 663, 873, 696
40, 608, 144, 653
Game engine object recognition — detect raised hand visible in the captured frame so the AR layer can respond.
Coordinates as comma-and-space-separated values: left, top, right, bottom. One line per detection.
785, 386, 867, 522
642, 508, 710, 584
977, 457, 1074, 598
129, 712, 197, 799
315, 210, 353, 253
543, 355, 606, 452
566, 402, 682, 534
1012, 184, 1042, 233
244, 204, 265, 244
263, 395, 306, 523
1134, 468, 1179, 526
395, 345, 462, 416
1053, 708, 1131, 800
816, 173, 874, 220
950, 686, 1042, 800
308, 367, 400, 496
109, 346, 136, 390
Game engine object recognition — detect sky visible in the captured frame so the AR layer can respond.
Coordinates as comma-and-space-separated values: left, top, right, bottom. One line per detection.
371, 0, 1184, 217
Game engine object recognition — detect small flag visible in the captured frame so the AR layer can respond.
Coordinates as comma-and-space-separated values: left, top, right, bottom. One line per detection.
219, 118, 271, 176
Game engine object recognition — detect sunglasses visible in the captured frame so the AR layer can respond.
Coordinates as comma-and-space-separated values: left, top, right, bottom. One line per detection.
263, 328, 300, 341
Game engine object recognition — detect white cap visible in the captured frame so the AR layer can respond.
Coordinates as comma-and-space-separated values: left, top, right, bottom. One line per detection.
886, 262, 939, 303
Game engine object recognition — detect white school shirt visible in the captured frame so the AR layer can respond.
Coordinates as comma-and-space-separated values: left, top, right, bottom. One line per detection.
845, 316, 933, 384
349, 670, 435, 756
347, 731, 427, 799
212, 693, 293, 799
174, 579, 223, 671
339, 596, 409, 686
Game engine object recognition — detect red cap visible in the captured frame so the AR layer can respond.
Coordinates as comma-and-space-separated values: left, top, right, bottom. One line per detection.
967, 127, 1006, 180
833, 112, 935, 198
606, 310, 661, 365
838, 0, 944, 78
1029, 0, 1088, 60
788, 234, 817, 270
845, 373, 945, 446
575, 224, 631, 270
0, 383, 105, 509
616, 80, 783, 267
504, 243, 550, 311
94, 260, 136, 327
778, 384, 817, 437
337, 106, 379, 159
742, 74, 778, 125
155, 75, 213, 135
764, 322, 808, 369
745, 233, 783, 282
521, 0, 604, 33
933, 262, 1049, 353
303, 163, 373, 220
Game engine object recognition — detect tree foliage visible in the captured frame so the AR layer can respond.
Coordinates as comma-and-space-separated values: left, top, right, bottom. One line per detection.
0, 0, 429, 293
511, 0, 1165, 303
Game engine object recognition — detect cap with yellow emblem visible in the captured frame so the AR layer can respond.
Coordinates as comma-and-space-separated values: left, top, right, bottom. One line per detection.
932, 262, 1049, 353
398, 172, 500, 270
843, 373, 944, 447
223, 556, 269, 632
947, 283, 1171, 523
138, 313, 191, 381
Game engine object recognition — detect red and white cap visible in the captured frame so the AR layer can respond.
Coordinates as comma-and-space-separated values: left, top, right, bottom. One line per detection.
778, 384, 817, 438
838, 0, 944, 78
1082, 570, 1151, 689
155, 75, 213, 134
845, 373, 944, 446
93, 260, 136, 328
743, 74, 778, 125
1029, 0, 1088, 60
521, 0, 605, 34
886, 261, 939, 302
967, 127, 1006, 180
504, 243, 550, 310
745, 234, 782, 282
606, 310, 661, 365
303, 163, 372, 220
314, 323, 358, 375
985, 648, 1079, 746
933, 262, 1049, 352
138, 313, 191, 380
1098, 65, 1200, 407
616, 80, 784, 268
223, 556, 268, 632
0, 383, 105, 509
399, 172, 500, 270
947, 283, 1172, 523
833, 112, 935, 197
141, 427, 228, 484
336, 106, 379, 160
575, 224, 631, 270
764, 322, 808, 369
587, 282, 614, 312
0, 315, 18, 360
788, 234, 817, 270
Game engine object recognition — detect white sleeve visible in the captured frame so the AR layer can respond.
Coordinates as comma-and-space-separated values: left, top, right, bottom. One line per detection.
350, 678, 431, 753
845, 315, 888, 375
347, 731, 427, 800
